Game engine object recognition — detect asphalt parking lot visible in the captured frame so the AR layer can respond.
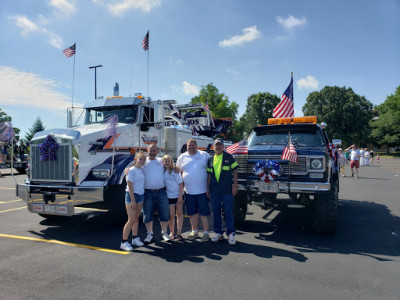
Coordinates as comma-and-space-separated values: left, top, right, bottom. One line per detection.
0, 160, 399, 299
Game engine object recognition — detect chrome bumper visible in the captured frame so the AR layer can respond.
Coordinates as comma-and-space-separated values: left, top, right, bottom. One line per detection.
238, 181, 331, 193
16, 183, 105, 216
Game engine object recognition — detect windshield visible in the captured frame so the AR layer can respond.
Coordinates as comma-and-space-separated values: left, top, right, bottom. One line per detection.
84, 105, 138, 125
248, 127, 325, 147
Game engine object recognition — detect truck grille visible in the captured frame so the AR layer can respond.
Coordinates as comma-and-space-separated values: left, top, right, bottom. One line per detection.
235, 154, 307, 175
30, 144, 72, 182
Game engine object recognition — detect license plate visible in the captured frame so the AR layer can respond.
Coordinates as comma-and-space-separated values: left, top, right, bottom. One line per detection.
258, 181, 278, 193
32, 204, 69, 215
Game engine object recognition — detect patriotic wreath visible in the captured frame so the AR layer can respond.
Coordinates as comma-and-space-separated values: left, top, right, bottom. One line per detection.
38, 134, 59, 161
253, 160, 282, 183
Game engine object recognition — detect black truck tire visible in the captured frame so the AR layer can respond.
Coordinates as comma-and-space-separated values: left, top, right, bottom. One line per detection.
313, 179, 338, 235
233, 191, 248, 226
16, 167, 26, 174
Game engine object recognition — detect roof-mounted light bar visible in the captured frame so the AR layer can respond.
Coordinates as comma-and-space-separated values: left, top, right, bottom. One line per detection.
268, 116, 318, 125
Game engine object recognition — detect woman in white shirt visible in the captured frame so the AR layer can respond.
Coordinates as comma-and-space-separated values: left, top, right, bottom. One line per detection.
120, 152, 146, 252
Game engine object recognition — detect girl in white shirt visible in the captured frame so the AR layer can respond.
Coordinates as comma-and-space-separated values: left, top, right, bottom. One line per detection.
120, 152, 146, 252
162, 155, 184, 240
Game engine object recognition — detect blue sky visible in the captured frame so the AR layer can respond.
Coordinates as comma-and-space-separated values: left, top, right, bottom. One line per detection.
1, 0, 399, 138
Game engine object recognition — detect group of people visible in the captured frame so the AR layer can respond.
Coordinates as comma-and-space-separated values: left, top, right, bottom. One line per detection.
120, 138, 238, 252
337, 145, 379, 179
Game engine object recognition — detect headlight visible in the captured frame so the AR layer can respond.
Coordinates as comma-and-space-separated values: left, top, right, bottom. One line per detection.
310, 158, 324, 171
92, 169, 111, 179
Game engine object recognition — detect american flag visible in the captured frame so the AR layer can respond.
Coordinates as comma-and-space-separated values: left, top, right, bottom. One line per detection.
63, 43, 76, 58
204, 100, 210, 112
142, 31, 149, 51
273, 75, 294, 118
226, 138, 248, 154
281, 135, 298, 163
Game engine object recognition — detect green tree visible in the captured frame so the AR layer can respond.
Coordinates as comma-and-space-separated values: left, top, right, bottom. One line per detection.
24, 116, 45, 143
370, 86, 400, 149
302, 86, 373, 147
235, 92, 280, 139
190, 83, 238, 121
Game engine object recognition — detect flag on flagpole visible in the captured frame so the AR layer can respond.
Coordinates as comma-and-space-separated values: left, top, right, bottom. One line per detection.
226, 139, 248, 154
281, 135, 298, 163
273, 75, 294, 118
142, 31, 149, 51
204, 100, 210, 112
63, 43, 76, 58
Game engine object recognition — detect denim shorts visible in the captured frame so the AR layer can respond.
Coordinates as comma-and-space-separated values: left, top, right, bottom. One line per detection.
185, 193, 210, 216
143, 189, 170, 223
125, 192, 144, 204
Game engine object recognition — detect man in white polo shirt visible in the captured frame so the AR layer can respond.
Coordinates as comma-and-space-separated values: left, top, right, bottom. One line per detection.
176, 139, 211, 241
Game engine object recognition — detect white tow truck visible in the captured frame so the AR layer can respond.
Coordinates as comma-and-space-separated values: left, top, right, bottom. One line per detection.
16, 85, 231, 218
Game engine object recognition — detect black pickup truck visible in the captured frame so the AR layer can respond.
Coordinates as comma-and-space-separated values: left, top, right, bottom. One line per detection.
233, 116, 340, 234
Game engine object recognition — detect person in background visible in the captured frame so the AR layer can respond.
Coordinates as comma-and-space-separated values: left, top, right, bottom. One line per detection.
364, 148, 370, 166
207, 138, 239, 245
120, 152, 146, 252
345, 144, 361, 178
162, 155, 184, 241
176, 139, 211, 242
18, 141, 27, 161
338, 148, 346, 177
369, 149, 375, 164
376, 153, 380, 164
359, 148, 366, 166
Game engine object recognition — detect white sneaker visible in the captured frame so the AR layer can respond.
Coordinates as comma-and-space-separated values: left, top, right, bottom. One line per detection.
131, 237, 144, 247
211, 233, 224, 242
144, 232, 153, 243
120, 241, 133, 252
162, 232, 171, 242
228, 233, 236, 245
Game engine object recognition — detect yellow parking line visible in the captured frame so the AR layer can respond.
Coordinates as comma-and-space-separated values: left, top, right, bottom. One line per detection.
0, 207, 26, 213
0, 199, 22, 204
0, 187, 16, 190
0, 233, 129, 255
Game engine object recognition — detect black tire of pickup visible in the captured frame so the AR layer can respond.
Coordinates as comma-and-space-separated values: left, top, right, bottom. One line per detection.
233, 191, 248, 226
313, 179, 338, 235
15, 167, 26, 174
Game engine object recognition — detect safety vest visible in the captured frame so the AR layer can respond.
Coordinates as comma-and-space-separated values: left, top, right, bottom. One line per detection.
207, 151, 239, 194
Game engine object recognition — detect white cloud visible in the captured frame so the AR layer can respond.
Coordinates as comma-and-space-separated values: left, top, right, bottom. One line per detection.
48, 0, 77, 17
107, 0, 161, 16
219, 26, 261, 48
10, 15, 64, 49
11, 15, 39, 36
182, 81, 200, 96
276, 15, 307, 31
226, 68, 240, 76
0, 66, 76, 111
297, 75, 319, 90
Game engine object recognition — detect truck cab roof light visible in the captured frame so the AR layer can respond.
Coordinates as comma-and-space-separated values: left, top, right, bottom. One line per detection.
267, 116, 318, 125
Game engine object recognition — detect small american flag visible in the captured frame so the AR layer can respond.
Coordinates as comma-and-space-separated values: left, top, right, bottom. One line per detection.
273, 75, 294, 118
204, 100, 209, 112
142, 31, 149, 51
226, 139, 248, 154
63, 43, 76, 58
281, 135, 298, 163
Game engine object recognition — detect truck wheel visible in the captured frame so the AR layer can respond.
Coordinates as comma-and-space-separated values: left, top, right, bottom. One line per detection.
233, 191, 248, 226
104, 184, 126, 222
313, 179, 338, 235
263, 193, 277, 208
38, 214, 61, 220
16, 167, 26, 174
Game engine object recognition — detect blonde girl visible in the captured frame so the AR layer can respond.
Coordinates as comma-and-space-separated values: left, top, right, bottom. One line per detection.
120, 152, 146, 251
162, 155, 184, 240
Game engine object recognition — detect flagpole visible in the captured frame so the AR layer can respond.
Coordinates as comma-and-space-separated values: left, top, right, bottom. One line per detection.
71, 50, 76, 126
147, 44, 149, 97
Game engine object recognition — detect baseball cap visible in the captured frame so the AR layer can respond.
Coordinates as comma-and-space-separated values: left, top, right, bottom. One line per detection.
214, 138, 224, 145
